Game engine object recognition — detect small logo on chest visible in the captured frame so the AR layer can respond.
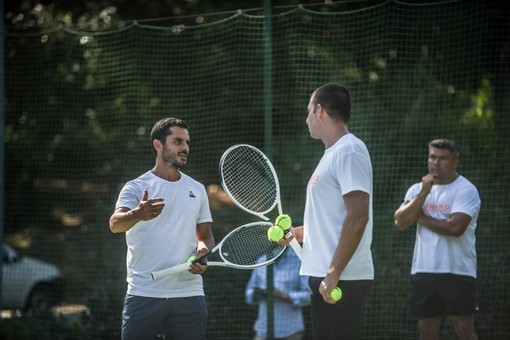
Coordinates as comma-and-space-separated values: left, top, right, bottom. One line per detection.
309, 175, 320, 184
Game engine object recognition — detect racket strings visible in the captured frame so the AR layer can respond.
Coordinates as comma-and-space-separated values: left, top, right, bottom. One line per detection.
222, 147, 278, 213
220, 223, 285, 266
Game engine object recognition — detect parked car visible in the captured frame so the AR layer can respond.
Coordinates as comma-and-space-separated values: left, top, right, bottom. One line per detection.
1, 243, 64, 312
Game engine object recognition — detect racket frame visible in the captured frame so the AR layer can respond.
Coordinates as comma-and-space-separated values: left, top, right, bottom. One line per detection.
219, 144, 303, 260
219, 144, 283, 221
151, 221, 286, 280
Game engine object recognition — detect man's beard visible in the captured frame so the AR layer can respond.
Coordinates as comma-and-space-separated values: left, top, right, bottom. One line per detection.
162, 149, 187, 169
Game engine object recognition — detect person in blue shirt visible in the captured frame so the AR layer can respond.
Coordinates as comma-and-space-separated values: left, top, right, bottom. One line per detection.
245, 249, 311, 340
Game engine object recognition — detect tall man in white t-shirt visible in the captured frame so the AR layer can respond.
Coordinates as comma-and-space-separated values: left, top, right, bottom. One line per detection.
282, 83, 374, 339
394, 138, 481, 340
109, 117, 215, 340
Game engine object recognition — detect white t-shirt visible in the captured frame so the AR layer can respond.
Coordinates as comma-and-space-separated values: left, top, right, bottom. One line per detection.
301, 134, 374, 280
403, 175, 481, 278
115, 171, 213, 298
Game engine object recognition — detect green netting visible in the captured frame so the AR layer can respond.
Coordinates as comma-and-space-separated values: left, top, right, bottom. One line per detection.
2, 1, 509, 339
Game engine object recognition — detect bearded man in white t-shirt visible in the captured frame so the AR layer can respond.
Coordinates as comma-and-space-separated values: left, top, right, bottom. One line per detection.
394, 138, 481, 340
109, 117, 215, 340
282, 83, 374, 339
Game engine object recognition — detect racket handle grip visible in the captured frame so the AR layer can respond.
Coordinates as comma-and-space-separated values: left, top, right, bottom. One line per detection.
282, 230, 303, 260
151, 263, 190, 280
289, 238, 303, 260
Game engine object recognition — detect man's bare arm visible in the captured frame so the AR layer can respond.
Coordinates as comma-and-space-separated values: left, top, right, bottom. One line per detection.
418, 212, 472, 237
321, 190, 369, 303
394, 174, 434, 230
187, 222, 215, 274
109, 190, 165, 233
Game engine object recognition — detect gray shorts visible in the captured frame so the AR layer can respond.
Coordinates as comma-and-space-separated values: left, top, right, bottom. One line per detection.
121, 294, 208, 340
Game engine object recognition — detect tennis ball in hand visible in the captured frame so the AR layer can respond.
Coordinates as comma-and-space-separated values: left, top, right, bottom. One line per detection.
331, 287, 343, 301
275, 214, 292, 230
187, 256, 196, 263
267, 225, 284, 241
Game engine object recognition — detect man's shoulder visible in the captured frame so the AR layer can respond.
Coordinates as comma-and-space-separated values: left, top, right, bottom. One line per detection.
124, 171, 152, 186
336, 134, 370, 157
404, 182, 422, 197
454, 175, 479, 192
181, 172, 207, 189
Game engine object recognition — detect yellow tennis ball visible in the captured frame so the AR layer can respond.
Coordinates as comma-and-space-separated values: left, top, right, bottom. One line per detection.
331, 287, 342, 301
187, 256, 196, 263
276, 214, 292, 230
267, 225, 284, 241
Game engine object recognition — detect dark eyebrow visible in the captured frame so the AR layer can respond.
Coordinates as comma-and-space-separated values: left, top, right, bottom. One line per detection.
172, 136, 191, 145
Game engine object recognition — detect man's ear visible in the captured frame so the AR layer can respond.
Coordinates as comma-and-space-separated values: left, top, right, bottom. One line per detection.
153, 139, 161, 150
316, 103, 325, 119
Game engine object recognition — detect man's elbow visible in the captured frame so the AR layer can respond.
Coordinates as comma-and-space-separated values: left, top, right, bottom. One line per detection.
393, 212, 410, 231
394, 219, 409, 231
353, 212, 369, 231
109, 221, 117, 233
447, 215, 470, 237
450, 227, 466, 237
109, 209, 134, 233
361, 215, 369, 228
109, 216, 122, 233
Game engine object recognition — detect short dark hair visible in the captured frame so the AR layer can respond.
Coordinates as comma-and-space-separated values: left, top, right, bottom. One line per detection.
311, 83, 351, 124
428, 138, 460, 160
150, 117, 188, 155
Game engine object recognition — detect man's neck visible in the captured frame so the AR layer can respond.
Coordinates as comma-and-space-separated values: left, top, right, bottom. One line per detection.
323, 126, 349, 149
151, 165, 181, 182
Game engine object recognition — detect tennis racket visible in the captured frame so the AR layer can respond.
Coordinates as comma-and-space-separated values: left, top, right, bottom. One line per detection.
151, 221, 286, 280
219, 144, 303, 260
